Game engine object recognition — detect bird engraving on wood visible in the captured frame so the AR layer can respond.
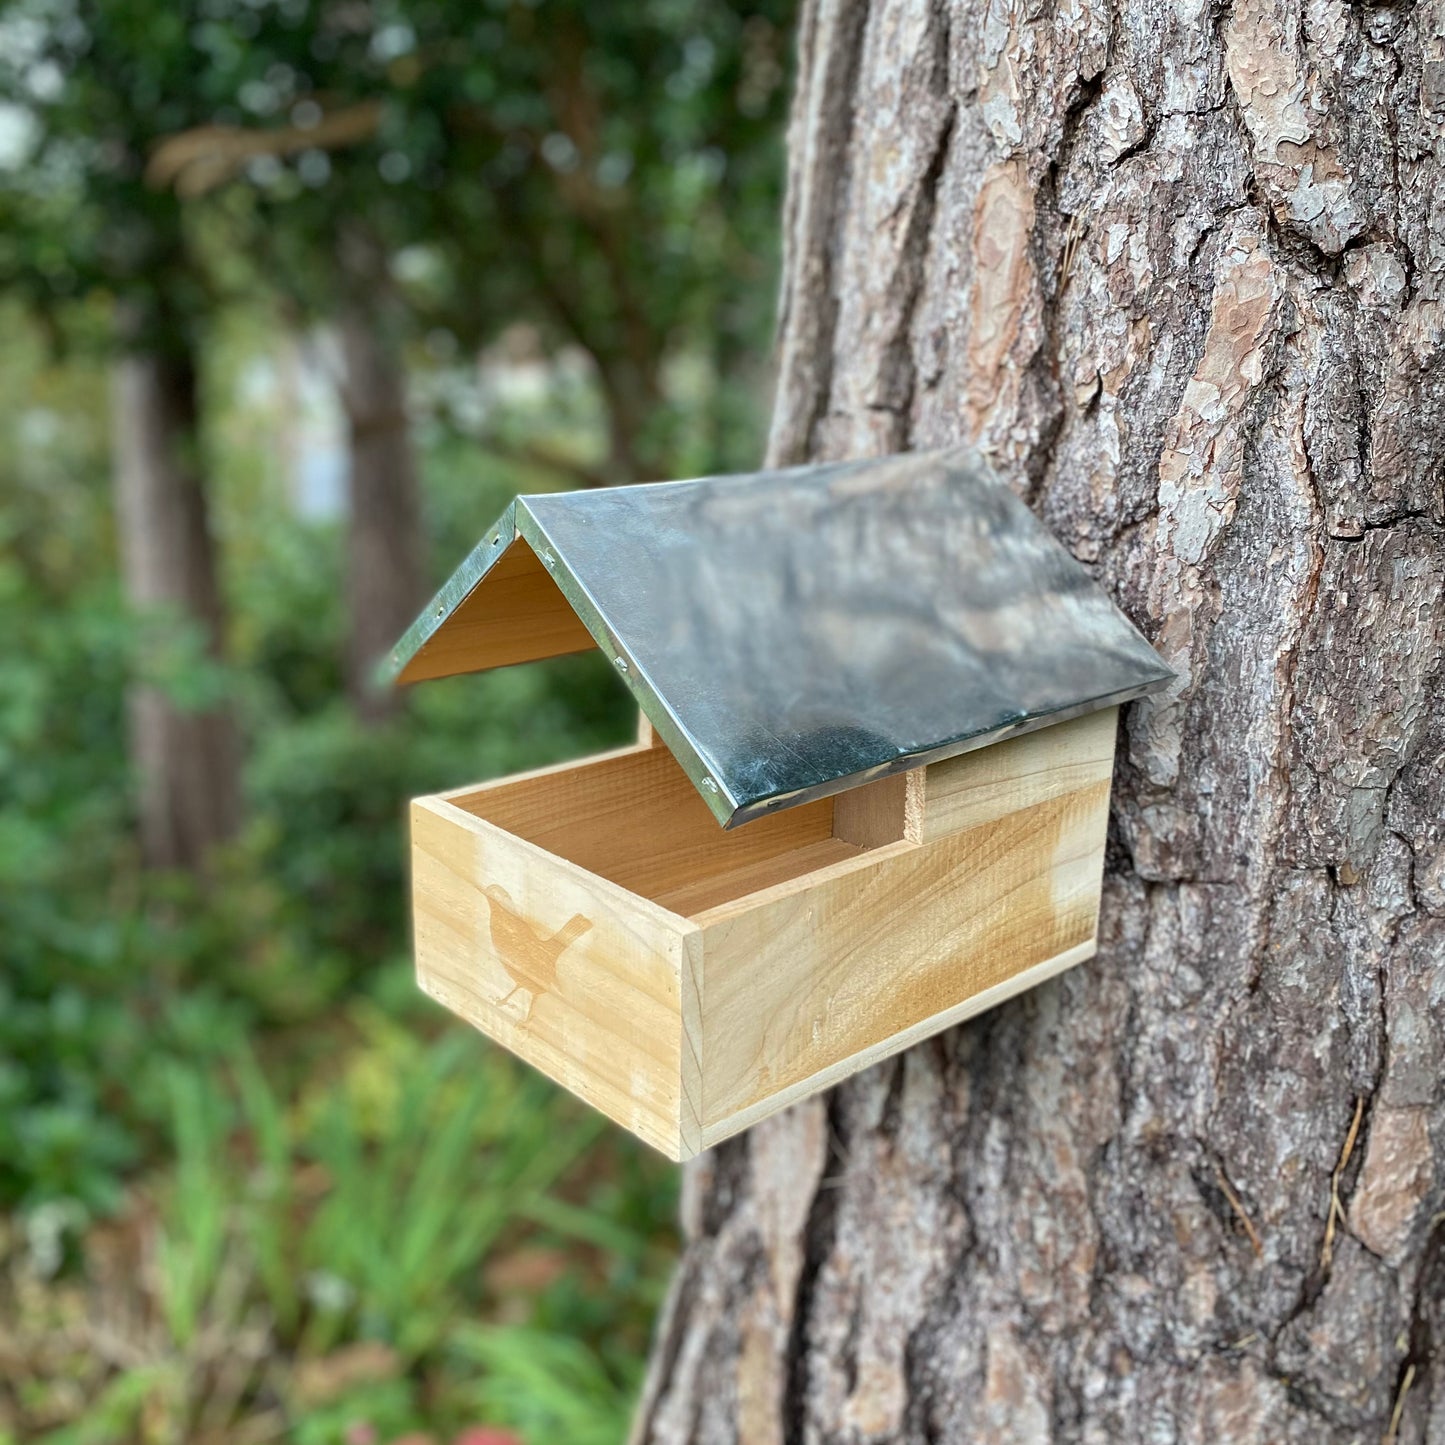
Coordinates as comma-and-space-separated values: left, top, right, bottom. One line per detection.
482, 883, 592, 1022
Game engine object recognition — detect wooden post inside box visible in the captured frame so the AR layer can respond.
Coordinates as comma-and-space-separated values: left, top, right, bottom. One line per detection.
389, 450, 1172, 1159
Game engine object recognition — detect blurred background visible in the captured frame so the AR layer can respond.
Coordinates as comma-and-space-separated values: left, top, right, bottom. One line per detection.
0, 2, 792, 1440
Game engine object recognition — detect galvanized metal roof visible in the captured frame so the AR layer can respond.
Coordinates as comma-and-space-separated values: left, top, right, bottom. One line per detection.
389, 448, 1174, 829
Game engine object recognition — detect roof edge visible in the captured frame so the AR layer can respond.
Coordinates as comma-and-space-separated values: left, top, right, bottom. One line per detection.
385, 461, 1177, 832
382, 493, 744, 826
515, 503, 743, 828
384, 503, 520, 686
723, 682, 1166, 828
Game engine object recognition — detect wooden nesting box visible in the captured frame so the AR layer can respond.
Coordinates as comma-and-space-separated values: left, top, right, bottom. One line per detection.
390, 449, 1172, 1160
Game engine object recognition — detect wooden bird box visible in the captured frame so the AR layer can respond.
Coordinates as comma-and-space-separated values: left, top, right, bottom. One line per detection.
389, 449, 1172, 1160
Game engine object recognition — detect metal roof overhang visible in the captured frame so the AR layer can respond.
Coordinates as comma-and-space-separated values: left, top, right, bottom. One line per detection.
388, 448, 1175, 829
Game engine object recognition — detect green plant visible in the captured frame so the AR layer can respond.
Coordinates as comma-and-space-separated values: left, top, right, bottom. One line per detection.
453, 1325, 640, 1445
288, 1022, 608, 1362
0, 0, 789, 1424
0, 1015, 676, 1444
155, 1065, 234, 1350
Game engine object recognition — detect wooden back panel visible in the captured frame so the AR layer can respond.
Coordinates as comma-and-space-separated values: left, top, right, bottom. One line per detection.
447, 745, 838, 906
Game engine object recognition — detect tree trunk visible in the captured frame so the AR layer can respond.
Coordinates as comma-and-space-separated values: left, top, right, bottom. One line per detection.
337, 300, 425, 724
112, 341, 240, 871
596, 349, 665, 484
635, 0, 1445, 1440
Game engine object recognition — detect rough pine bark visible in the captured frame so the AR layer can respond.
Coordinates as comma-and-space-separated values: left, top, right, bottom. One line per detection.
337, 288, 425, 725
112, 338, 240, 870
634, 0, 1445, 1440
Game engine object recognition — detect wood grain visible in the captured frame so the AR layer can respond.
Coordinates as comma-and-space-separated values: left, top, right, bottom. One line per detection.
396, 537, 594, 683
411, 795, 696, 1157
700, 938, 1097, 1150
678, 931, 705, 1160
831, 769, 924, 848
447, 742, 845, 910
653, 837, 866, 918
697, 780, 1111, 1127
414, 710, 1119, 1160
921, 708, 1117, 842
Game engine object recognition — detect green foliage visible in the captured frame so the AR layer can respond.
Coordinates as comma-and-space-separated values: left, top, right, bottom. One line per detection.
2, 1023, 671, 1444
0, 0, 224, 353
0, 396, 145, 1212
0, 283, 641, 1225
0, 310, 678, 1440
454, 1326, 638, 1445
0, 0, 791, 479
0, 0, 793, 1436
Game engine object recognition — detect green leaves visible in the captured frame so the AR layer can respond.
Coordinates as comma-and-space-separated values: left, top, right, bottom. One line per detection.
453, 1325, 638, 1445
0, 2, 786, 1437
1, 0, 791, 479
156, 1063, 234, 1348
76, 1026, 671, 1442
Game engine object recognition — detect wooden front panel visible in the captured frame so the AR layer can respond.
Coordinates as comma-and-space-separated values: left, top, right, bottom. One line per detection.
411, 796, 697, 1158
698, 722, 1115, 1141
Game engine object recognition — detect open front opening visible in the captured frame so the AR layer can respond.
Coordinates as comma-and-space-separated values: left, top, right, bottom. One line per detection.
445, 743, 918, 918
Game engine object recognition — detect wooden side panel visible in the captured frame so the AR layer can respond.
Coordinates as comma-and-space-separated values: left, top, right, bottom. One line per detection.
921, 707, 1118, 842
411, 796, 693, 1158
397, 538, 595, 683
698, 779, 1111, 1140
447, 744, 840, 909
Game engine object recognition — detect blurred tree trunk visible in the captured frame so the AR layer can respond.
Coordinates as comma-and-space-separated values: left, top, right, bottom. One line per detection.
597, 351, 661, 484
634, 0, 1445, 1441
112, 332, 240, 871
336, 236, 424, 724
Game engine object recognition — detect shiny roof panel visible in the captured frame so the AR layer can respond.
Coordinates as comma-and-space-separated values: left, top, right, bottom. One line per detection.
389, 448, 1173, 828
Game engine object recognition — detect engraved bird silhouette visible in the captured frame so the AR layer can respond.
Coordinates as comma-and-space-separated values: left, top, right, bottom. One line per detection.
482, 883, 592, 1021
